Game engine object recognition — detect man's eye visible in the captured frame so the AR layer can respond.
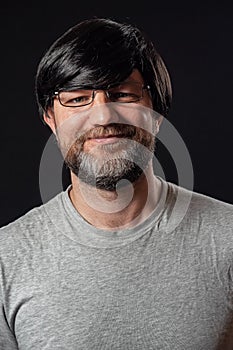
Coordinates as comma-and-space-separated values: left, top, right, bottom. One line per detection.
109, 92, 136, 101
66, 95, 91, 105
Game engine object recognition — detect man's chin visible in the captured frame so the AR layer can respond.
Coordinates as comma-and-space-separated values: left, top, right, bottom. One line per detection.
70, 163, 144, 192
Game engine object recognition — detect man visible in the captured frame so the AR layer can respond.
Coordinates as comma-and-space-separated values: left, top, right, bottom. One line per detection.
0, 17, 233, 350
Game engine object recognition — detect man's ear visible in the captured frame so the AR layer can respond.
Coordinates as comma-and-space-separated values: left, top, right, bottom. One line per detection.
157, 115, 163, 127
43, 108, 57, 135
154, 115, 163, 134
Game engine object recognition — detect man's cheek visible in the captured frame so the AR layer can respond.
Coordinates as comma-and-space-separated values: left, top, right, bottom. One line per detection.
58, 139, 81, 160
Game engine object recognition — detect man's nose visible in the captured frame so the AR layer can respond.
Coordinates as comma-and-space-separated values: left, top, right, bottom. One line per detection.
93, 90, 109, 104
89, 91, 119, 126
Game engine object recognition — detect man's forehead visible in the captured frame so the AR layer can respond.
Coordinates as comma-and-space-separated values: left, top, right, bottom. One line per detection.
124, 69, 144, 84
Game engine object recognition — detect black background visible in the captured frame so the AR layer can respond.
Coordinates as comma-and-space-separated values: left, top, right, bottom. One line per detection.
0, 2, 232, 227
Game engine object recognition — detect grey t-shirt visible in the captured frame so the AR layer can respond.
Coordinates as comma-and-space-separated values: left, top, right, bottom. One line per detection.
0, 178, 233, 349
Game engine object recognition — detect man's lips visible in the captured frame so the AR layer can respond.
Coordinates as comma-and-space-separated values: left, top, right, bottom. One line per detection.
87, 133, 126, 139
86, 134, 126, 144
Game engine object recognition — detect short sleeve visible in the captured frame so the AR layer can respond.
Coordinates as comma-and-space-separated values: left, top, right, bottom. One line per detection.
0, 295, 18, 349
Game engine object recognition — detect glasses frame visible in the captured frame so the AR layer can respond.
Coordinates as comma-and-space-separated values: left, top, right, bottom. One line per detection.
53, 82, 150, 108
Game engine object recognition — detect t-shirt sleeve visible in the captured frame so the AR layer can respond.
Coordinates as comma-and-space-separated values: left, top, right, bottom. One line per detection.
0, 298, 18, 349
0, 227, 19, 349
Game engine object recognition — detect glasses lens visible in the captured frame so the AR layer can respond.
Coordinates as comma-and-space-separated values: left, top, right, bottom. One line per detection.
58, 89, 93, 107
108, 82, 143, 103
57, 82, 145, 107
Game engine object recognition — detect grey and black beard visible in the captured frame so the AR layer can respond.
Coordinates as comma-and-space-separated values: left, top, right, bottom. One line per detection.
59, 123, 156, 191
65, 138, 154, 191
77, 158, 143, 191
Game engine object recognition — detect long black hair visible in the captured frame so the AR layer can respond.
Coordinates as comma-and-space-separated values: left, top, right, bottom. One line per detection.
35, 17, 172, 118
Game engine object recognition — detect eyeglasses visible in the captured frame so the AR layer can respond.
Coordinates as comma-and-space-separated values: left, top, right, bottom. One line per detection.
54, 82, 150, 108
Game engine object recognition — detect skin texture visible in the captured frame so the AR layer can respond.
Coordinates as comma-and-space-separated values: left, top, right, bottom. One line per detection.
44, 69, 163, 229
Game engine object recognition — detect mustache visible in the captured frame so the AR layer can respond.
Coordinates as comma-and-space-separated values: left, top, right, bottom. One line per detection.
76, 123, 137, 143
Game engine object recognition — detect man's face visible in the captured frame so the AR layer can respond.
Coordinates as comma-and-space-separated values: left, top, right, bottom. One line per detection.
44, 70, 162, 191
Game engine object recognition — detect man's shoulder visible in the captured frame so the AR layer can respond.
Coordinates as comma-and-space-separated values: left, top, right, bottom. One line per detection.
169, 181, 233, 224
190, 187, 232, 215
0, 191, 64, 241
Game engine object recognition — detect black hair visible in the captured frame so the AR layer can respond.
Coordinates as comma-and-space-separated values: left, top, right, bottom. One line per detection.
35, 17, 172, 118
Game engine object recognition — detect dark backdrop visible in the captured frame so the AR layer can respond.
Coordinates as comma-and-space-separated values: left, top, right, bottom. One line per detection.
1, 2, 232, 227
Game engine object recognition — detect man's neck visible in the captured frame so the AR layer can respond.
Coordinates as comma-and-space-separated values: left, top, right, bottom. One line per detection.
68, 165, 162, 230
